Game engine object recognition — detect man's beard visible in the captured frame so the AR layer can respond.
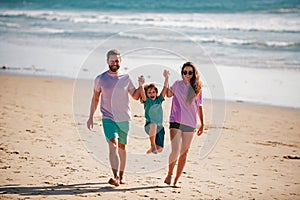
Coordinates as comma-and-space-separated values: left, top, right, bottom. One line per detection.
109, 65, 120, 72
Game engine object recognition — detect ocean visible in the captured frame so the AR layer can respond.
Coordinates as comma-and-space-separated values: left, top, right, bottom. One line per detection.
0, 0, 299, 108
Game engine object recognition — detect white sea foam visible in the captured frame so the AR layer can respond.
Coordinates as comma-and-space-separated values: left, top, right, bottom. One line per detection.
33, 27, 66, 34
118, 32, 299, 48
0, 21, 21, 28
0, 5, 299, 109
1, 10, 300, 33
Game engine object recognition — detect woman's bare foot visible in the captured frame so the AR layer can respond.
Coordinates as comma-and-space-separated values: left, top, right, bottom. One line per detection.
164, 175, 172, 185
108, 177, 119, 187
173, 182, 182, 188
173, 178, 182, 188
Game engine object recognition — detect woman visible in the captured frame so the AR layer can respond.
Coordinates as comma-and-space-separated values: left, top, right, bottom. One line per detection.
164, 61, 204, 188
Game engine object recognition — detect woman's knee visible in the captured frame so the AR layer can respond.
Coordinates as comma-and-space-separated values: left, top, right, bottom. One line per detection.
170, 147, 180, 158
180, 148, 190, 158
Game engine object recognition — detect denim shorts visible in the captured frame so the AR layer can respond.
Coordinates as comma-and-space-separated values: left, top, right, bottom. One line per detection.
102, 119, 129, 144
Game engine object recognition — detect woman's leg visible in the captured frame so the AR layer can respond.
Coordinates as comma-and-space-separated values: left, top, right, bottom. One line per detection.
164, 128, 182, 185
173, 131, 194, 187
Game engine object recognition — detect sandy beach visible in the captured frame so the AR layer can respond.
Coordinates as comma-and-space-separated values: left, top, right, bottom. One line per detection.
0, 73, 299, 200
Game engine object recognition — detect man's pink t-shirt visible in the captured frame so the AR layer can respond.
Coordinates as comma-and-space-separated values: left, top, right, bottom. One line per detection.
169, 80, 202, 128
94, 71, 135, 122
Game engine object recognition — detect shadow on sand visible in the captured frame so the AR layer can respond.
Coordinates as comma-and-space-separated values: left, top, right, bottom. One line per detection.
0, 182, 170, 196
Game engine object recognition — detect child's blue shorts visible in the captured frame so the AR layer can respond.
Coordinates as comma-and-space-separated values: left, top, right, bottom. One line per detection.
144, 122, 165, 148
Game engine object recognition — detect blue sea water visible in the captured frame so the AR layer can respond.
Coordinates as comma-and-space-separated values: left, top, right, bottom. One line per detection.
1, 0, 299, 13
0, 0, 299, 107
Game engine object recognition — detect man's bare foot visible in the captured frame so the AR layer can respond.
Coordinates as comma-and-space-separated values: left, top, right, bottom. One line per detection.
164, 175, 172, 185
108, 177, 119, 187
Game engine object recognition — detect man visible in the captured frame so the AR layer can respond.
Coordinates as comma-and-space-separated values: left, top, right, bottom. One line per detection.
87, 49, 143, 186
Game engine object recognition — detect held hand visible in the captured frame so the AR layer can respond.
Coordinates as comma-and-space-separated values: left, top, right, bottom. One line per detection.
138, 75, 145, 87
197, 124, 204, 136
87, 117, 94, 130
163, 70, 170, 78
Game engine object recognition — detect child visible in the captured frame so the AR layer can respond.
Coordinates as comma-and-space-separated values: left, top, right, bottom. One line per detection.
140, 70, 170, 154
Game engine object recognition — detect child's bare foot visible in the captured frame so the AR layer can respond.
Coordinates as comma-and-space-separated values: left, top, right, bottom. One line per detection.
156, 145, 163, 153
146, 145, 158, 154
151, 146, 158, 154
164, 175, 172, 185
146, 148, 152, 154
108, 177, 119, 187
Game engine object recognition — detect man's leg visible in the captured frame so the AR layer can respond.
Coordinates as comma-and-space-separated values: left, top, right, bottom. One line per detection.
118, 143, 126, 184
117, 121, 129, 184
102, 119, 120, 186
107, 138, 120, 186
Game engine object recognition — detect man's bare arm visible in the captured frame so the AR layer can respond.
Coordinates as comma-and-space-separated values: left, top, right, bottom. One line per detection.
87, 90, 101, 130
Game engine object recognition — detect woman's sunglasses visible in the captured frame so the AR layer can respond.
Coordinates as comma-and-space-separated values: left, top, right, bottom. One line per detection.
183, 70, 193, 75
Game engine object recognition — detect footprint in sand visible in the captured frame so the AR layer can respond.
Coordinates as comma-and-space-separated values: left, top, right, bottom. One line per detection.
283, 155, 300, 160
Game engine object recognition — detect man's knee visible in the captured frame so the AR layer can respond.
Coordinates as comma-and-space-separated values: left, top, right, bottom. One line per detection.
108, 139, 118, 150
118, 143, 126, 151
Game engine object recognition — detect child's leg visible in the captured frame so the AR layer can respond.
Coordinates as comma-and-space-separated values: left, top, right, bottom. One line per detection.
147, 123, 158, 154
155, 126, 165, 152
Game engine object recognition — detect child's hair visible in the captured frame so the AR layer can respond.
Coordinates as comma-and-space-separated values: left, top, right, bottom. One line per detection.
140, 83, 159, 103
144, 83, 158, 97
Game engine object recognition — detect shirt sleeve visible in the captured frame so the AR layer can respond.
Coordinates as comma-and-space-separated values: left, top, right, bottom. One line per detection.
94, 76, 101, 92
127, 75, 135, 92
196, 91, 203, 106
170, 81, 177, 94
158, 94, 165, 103
145, 97, 151, 104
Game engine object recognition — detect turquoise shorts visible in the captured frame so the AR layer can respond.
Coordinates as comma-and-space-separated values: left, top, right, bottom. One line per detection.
102, 119, 130, 144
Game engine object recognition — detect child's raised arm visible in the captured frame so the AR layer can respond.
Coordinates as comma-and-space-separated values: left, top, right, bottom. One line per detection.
161, 70, 170, 97
139, 75, 147, 102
